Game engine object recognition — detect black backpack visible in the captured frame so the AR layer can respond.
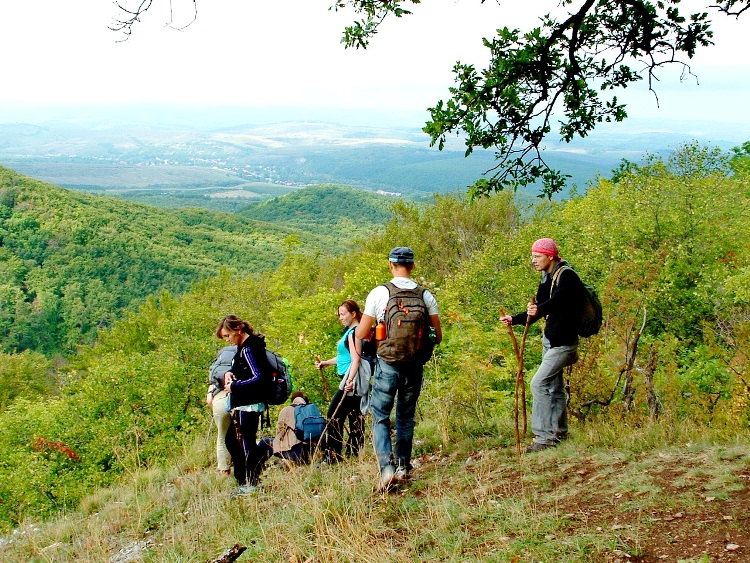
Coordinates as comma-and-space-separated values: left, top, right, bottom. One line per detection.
265, 349, 293, 405
552, 266, 603, 338
343, 325, 377, 362
377, 282, 435, 364
294, 403, 326, 442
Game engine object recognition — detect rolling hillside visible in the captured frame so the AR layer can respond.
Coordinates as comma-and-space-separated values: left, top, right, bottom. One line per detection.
238, 183, 395, 237
0, 169, 388, 355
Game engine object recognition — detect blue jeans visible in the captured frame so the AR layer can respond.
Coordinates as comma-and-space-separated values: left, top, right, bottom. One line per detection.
530, 336, 578, 445
370, 358, 424, 471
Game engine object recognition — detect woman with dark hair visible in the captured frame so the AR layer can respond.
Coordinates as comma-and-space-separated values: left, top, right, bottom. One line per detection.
315, 299, 367, 463
216, 314, 271, 495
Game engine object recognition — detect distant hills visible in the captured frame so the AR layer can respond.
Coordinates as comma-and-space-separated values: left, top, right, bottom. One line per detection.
6, 114, 743, 209
239, 183, 395, 238
0, 168, 391, 355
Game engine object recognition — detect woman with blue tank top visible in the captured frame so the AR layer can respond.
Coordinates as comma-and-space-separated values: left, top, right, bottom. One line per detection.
315, 299, 366, 463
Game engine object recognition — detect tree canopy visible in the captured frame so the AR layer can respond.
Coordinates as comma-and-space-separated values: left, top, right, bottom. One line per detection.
112, 0, 746, 198
336, 0, 746, 197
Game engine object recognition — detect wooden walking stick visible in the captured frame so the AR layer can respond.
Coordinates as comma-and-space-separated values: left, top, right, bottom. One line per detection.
518, 297, 534, 440
502, 296, 534, 458
502, 308, 523, 457
313, 388, 348, 460
316, 354, 332, 401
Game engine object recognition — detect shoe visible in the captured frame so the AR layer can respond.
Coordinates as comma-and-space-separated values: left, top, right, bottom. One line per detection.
230, 484, 263, 497
219, 469, 231, 476
378, 464, 396, 492
394, 466, 409, 482
524, 441, 555, 453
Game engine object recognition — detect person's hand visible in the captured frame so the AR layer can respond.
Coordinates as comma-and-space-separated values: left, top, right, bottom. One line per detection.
344, 377, 354, 392
500, 315, 513, 327
223, 371, 234, 392
206, 392, 213, 407
315, 359, 328, 370
527, 302, 538, 318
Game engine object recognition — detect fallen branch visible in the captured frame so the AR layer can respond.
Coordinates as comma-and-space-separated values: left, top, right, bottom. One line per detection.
211, 543, 246, 563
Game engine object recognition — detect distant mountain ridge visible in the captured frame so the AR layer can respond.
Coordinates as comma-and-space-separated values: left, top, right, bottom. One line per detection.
0, 168, 386, 355
0, 118, 628, 202
1, 115, 746, 207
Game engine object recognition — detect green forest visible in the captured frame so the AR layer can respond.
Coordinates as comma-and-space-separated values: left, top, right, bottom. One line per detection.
0, 171, 390, 359
0, 142, 748, 559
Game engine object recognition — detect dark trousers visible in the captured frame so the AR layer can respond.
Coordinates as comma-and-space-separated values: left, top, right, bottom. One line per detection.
225, 410, 263, 485
326, 390, 364, 460
257, 437, 311, 464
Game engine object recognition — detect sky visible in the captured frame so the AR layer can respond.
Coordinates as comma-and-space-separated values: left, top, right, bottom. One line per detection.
1, 0, 748, 136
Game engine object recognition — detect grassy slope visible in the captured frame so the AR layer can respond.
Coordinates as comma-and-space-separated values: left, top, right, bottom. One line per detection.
2, 423, 748, 562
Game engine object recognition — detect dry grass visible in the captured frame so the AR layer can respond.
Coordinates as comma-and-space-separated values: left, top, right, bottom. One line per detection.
1, 419, 749, 562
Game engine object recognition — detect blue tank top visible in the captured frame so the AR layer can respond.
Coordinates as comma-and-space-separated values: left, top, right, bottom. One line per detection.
336, 325, 357, 376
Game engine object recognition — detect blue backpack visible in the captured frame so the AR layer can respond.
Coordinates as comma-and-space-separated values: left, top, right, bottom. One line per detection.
294, 403, 326, 442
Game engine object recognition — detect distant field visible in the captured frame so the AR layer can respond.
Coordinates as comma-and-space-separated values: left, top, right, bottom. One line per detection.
1, 160, 245, 188
0, 160, 303, 210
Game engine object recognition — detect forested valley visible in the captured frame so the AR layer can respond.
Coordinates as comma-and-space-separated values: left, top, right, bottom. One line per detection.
0, 142, 749, 561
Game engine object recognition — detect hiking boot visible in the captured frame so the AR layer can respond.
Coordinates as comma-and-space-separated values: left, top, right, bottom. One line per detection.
378, 464, 396, 492
394, 466, 409, 482
219, 469, 231, 476
524, 441, 555, 454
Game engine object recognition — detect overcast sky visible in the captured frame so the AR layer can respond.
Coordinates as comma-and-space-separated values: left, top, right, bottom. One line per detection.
1, 0, 748, 133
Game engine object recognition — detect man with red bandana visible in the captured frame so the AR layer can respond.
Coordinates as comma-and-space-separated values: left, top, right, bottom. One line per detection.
501, 238, 585, 452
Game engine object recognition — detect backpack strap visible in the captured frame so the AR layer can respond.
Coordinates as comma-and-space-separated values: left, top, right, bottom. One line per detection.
550, 265, 572, 299
342, 325, 357, 350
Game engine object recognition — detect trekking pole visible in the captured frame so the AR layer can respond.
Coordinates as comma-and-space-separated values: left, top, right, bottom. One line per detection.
518, 297, 535, 440
501, 307, 523, 458
313, 390, 348, 460
316, 355, 332, 401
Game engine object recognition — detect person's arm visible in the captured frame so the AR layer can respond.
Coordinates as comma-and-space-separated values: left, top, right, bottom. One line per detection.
276, 406, 293, 436
229, 345, 266, 390
315, 357, 336, 369
429, 314, 443, 345
536, 268, 577, 318
223, 371, 234, 392
355, 314, 375, 340
344, 330, 363, 392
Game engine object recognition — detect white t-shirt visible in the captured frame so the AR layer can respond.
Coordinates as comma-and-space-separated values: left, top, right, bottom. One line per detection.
363, 277, 439, 322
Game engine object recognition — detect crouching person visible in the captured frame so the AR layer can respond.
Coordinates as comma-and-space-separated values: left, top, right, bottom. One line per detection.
258, 392, 316, 464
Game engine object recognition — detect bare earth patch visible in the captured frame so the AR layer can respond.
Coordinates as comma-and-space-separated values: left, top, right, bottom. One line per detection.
408, 445, 749, 562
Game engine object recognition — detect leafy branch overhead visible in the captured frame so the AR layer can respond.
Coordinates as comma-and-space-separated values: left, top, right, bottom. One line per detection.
337, 0, 744, 198
110, 0, 746, 197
